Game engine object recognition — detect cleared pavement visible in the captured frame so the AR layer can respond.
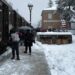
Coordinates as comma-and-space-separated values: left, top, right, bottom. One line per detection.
0, 46, 51, 75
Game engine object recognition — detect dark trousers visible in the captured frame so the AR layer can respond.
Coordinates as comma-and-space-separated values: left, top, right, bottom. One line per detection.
25, 46, 31, 54
12, 42, 19, 59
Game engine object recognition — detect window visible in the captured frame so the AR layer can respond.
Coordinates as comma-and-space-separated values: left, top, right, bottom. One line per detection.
48, 13, 52, 19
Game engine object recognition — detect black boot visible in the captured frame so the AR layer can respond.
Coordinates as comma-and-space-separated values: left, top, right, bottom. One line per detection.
16, 57, 20, 60
24, 51, 27, 53
11, 57, 15, 59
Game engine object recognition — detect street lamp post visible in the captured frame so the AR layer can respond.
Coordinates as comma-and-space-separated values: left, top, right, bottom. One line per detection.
28, 4, 33, 26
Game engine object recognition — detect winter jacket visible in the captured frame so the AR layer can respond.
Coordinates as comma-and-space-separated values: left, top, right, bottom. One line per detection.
24, 31, 34, 46
11, 32, 20, 42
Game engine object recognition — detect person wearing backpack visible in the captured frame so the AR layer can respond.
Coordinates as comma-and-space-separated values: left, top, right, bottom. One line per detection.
10, 28, 20, 60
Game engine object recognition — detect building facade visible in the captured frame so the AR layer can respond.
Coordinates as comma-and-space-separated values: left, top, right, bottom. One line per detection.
41, 8, 68, 32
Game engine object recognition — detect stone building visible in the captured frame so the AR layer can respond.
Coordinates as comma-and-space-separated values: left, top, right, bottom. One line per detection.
41, 7, 61, 31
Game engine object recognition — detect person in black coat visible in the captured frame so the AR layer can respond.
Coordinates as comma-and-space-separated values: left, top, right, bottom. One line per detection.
24, 29, 35, 55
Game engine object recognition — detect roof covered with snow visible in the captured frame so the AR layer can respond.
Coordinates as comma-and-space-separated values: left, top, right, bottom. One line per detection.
43, 6, 57, 11
43, 1, 57, 11
37, 32, 72, 35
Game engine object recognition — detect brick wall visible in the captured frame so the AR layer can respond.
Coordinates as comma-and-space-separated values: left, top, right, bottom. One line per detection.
41, 10, 61, 31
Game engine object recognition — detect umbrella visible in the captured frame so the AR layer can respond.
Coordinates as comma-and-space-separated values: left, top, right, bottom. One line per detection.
18, 26, 32, 30
18, 26, 34, 34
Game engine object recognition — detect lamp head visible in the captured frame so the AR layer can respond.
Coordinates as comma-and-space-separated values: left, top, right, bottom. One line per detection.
28, 4, 33, 11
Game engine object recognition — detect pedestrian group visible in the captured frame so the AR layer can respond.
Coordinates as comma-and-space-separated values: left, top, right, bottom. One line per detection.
9, 27, 35, 60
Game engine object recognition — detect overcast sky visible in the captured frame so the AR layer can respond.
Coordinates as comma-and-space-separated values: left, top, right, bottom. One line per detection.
7, 0, 56, 27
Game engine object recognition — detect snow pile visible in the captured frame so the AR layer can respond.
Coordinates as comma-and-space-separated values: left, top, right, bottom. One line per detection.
0, 34, 75, 75
0, 47, 11, 61
38, 35, 75, 75
37, 32, 72, 35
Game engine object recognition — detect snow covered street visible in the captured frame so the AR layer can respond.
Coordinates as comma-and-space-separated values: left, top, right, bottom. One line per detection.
0, 0, 75, 75
0, 44, 50, 75
40, 35, 75, 75
0, 35, 75, 75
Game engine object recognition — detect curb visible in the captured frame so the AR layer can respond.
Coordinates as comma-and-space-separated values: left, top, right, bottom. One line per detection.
0, 47, 12, 61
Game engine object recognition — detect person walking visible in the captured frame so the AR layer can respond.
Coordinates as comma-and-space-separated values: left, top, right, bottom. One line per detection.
10, 28, 20, 60
24, 29, 35, 55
